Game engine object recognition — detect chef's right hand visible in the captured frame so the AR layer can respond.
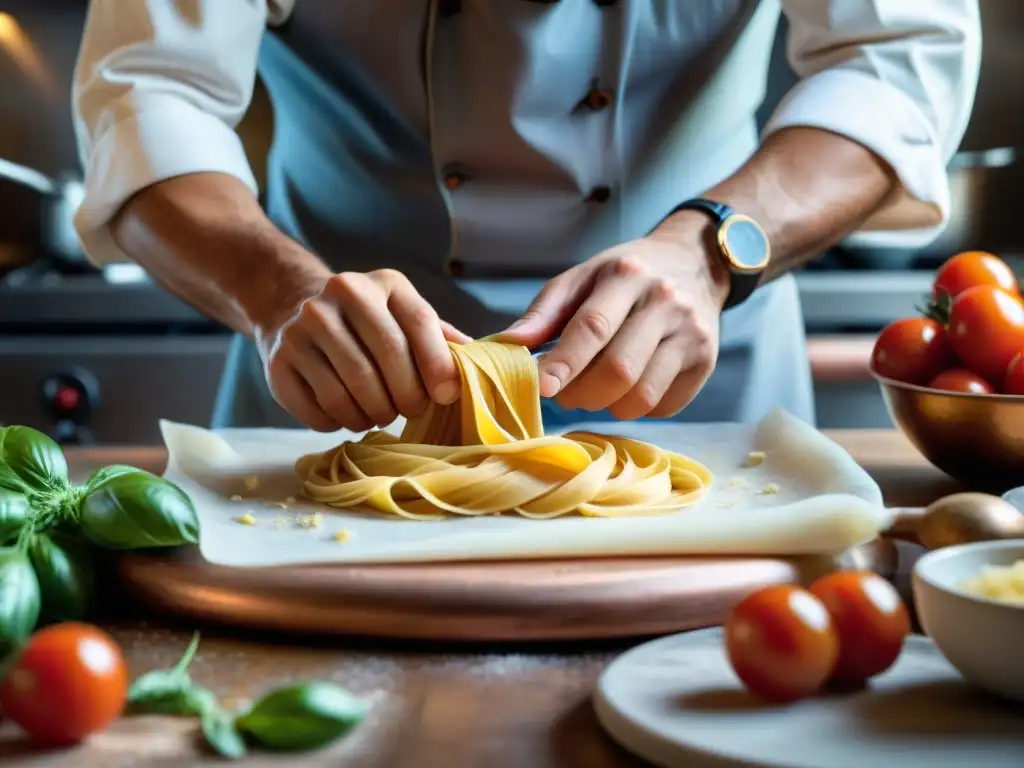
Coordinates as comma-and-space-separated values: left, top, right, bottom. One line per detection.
256, 269, 471, 432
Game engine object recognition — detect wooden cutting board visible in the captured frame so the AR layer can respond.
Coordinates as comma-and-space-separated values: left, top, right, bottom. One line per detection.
116, 539, 896, 642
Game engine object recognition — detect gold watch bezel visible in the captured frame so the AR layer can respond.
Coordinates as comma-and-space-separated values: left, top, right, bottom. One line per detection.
716, 214, 771, 274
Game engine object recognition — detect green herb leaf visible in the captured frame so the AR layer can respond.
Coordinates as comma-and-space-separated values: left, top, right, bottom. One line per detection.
129, 681, 219, 717
83, 464, 146, 492
0, 547, 41, 652
236, 681, 366, 752
27, 532, 94, 622
201, 708, 247, 760
127, 632, 213, 717
0, 426, 69, 494
0, 491, 30, 546
78, 468, 199, 549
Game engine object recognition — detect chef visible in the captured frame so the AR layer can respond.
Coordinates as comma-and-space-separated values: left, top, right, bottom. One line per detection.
72, 0, 980, 433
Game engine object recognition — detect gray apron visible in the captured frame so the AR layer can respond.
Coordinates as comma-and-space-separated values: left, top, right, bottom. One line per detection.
211, 0, 814, 431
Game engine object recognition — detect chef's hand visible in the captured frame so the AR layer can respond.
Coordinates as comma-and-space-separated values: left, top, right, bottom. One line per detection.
256, 269, 471, 432
499, 221, 730, 420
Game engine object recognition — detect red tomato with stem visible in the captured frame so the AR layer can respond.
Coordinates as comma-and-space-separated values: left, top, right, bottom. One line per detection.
808, 572, 911, 686
871, 317, 956, 385
928, 368, 994, 394
932, 251, 1019, 302
0, 623, 128, 745
947, 286, 1024, 385
725, 585, 839, 703
1004, 351, 1024, 395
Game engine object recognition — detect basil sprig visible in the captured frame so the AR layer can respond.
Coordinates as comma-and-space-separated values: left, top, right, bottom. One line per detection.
128, 634, 366, 759
0, 547, 41, 654
78, 466, 199, 549
0, 424, 201, 648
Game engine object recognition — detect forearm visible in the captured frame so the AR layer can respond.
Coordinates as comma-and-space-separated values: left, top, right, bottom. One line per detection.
110, 172, 332, 336
657, 126, 898, 283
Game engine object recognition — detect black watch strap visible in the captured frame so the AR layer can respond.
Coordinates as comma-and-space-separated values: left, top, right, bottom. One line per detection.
668, 198, 762, 312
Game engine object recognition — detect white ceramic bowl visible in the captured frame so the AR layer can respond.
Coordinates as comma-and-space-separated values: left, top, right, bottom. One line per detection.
913, 540, 1024, 703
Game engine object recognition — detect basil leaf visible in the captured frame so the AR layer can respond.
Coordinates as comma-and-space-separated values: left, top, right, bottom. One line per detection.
0, 426, 68, 494
78, 469, 199, 549
129, 680, 219, 717
0, 491, 30, 545
201, 708, 247, 760
27, 532, 94, 622
83, 464, 145, 492
0, 547, 41, 652
236, 681, 365, 751
128, 632, 210, 716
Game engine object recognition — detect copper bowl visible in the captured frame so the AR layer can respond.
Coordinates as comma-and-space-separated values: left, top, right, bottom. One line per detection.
873, 369, 1024, 491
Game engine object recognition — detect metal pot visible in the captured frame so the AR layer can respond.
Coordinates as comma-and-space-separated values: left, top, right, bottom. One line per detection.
0, 157, 86, 267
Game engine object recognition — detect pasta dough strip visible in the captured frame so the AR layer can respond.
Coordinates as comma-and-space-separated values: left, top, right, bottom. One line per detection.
296, 340, 713, 519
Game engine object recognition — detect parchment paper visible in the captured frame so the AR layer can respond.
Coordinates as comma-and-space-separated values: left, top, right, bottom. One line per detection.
159, 408, 889, 567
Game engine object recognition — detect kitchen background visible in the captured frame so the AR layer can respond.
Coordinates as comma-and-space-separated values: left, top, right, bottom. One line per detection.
1, 1, 1022, 444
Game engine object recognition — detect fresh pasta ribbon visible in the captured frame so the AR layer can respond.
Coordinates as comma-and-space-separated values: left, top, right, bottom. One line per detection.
295, 340, 713, 520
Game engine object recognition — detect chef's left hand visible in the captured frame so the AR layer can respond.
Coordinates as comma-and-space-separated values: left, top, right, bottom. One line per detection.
499, 220, 730, 420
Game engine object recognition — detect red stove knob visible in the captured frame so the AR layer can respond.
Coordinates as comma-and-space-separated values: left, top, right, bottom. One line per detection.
54, 385, 81, 414
40, 369, 100, 422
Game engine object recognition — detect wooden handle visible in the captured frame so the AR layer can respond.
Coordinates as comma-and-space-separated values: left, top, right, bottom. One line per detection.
882, 506, 927, 543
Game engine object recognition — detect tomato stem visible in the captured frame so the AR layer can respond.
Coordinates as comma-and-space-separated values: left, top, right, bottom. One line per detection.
917, 293, 951, 326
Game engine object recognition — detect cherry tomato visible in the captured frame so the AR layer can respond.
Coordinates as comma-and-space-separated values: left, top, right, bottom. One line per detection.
927, 368, 994, 394
948, 285, 1024, 385
871, 317, 956, 385
725, 585, 839, 703
808, 572, 911, 686
1004, 351, 1024, 395
0, 623, 128, 745
932, 251, 1019, 302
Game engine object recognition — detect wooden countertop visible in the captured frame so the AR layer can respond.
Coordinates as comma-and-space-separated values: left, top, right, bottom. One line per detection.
1, 431, 959, 768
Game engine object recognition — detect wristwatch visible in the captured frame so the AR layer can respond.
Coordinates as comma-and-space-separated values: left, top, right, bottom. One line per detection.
667, 198, 771, 311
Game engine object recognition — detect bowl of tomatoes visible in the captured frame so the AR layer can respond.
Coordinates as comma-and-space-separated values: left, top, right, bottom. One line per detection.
870, 251, 1024, 491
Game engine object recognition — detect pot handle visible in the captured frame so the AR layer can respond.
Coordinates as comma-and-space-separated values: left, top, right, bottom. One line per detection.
0, 157, 56, 195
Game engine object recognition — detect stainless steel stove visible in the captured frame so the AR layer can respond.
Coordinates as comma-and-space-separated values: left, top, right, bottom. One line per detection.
0, 263, 232, 445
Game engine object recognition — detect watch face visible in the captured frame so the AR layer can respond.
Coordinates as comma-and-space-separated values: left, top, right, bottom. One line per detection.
719, 215, 770, 271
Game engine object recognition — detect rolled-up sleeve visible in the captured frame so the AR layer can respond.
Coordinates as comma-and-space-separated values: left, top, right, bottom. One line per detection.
766, 0, 981, 247
72, 0, 293, 264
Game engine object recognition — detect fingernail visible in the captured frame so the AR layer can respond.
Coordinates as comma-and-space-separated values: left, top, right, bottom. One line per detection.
434, 381, 460, 405
539, 362, 569, 397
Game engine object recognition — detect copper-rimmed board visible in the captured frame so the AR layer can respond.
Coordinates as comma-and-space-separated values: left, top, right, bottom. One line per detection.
115, 540, 896, 642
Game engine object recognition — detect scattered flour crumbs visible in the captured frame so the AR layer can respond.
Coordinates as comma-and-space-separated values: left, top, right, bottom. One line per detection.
110, 625, 606, 761
222, 449, 780, 535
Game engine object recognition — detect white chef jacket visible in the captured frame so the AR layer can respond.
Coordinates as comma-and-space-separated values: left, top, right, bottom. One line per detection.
71, 0, 980, 430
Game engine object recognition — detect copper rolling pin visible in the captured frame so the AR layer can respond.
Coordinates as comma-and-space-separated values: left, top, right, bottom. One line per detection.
884, 492, 1024, 550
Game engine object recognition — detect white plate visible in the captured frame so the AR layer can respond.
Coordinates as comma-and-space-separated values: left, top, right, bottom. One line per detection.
594, 628, 1024, 768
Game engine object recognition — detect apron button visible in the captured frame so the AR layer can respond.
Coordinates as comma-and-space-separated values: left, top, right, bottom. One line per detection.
586, 186, 612, 204
445, 258, 466, 277
443, 168, 467, 190
585, 88, 613, 111
438, 0, 461, 16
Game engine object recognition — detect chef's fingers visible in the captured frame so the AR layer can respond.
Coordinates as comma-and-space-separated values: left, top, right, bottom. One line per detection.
618, 328, 715, 421
441, 320, 472, 345
331, 277, 430, 420
538, 258, 648, 398
389, 285, 463, 405
294, 296, 398, 426
291, 349, 376, 432
271, 363, 345, 433
555, 301, 666, 411
497, 266, 596, 348
646, 364, 712, 419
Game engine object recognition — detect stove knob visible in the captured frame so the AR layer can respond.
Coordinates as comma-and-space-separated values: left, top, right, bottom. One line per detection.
40, 369, 100, 422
